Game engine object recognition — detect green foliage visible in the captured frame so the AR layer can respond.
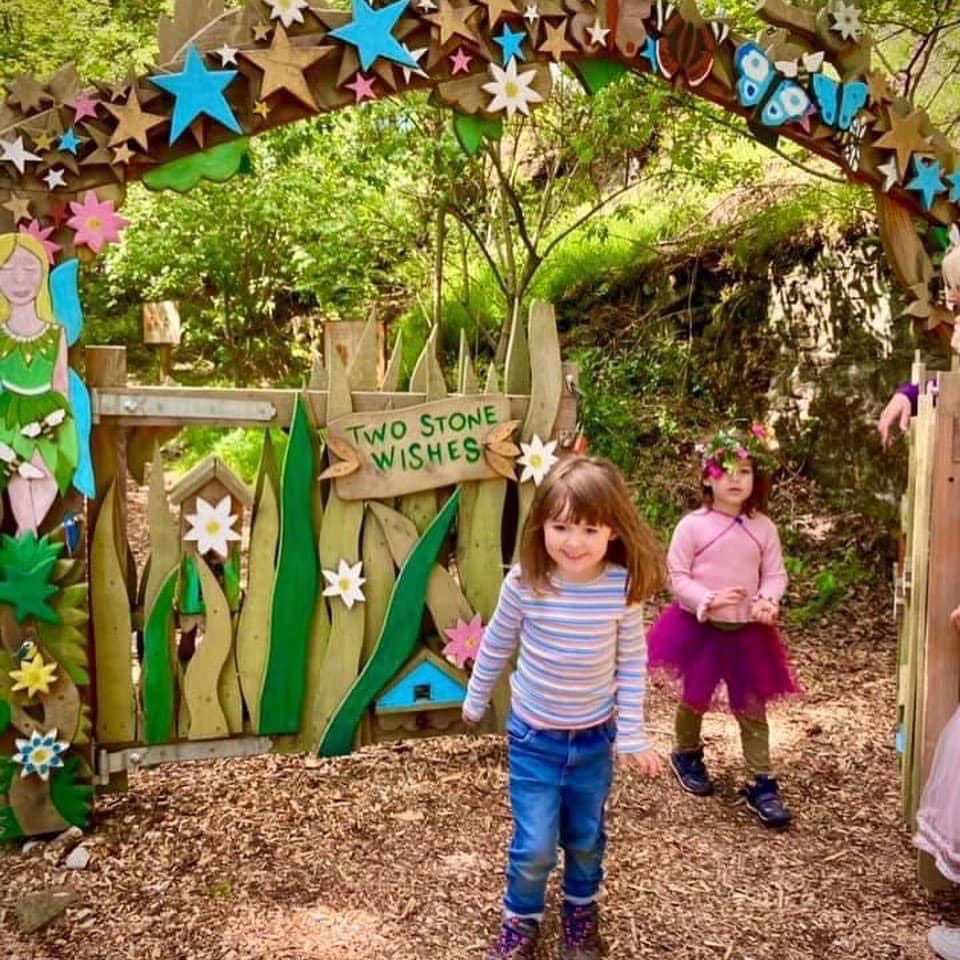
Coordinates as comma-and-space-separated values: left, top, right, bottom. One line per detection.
164, 428, 288, 484
784, 548, 870, 627
0, 534, 64, 624
50, 755, 94, 828
37, 581, 91, 686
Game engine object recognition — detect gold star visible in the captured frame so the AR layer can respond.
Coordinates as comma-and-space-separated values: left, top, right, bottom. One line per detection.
240, 25, 330, 111
538, 20, 576, 60
478, 0, 518, 27
254, 99, 272, 118
31, 131, 56, 151
874, 107, 932, 179
2, 195, 31, 223
112, 143, 135, 165
427, 0, 480, 45
253, 22, 273, 41
104, 87, 167, 151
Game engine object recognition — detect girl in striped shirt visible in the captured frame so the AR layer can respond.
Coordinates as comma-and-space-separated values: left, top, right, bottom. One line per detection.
463, 456, 664, 960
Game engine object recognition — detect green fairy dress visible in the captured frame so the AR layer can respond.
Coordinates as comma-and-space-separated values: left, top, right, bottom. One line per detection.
0, 323, 77, 493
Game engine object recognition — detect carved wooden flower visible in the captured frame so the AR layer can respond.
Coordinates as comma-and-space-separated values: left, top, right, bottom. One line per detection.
322, 558, 366, 609
9, 651, 58, 699
13, 728, 68, 780
184, 494, 242, 558
517, 435, 559, 485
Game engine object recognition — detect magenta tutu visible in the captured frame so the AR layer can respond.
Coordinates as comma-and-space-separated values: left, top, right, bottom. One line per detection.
647, 603, 801, 715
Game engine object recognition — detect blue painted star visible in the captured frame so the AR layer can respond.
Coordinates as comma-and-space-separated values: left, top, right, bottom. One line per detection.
948, 170, 960, 204
58, 128, 82, 155
329, 0, 417, 72
494, 23, 525, 64
906, 156, 947, 211
149, 44, 242, 145
640, 36, 658, 73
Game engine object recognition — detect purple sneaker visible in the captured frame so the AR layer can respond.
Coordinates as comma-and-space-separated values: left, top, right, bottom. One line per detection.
560, 902, 602, 960
485, 916, 540, 959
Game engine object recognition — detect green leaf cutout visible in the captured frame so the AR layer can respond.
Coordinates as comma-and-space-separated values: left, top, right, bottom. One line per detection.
453, 112, 503, 156
569, 59, 628, 95
180, 554, 203, 614
143, 138, 251, 193
0, 699, 9, 733
50, 755, 94, 828
318, 487, 461, 757
258, 395, 318, 735
0, 533, 63, 624
141, 567, 178, 745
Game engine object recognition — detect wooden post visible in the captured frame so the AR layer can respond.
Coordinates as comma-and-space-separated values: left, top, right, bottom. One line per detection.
86, 346, 128, 547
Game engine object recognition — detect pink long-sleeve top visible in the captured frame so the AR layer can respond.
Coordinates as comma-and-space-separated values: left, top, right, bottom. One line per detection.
667, 507, 788, 623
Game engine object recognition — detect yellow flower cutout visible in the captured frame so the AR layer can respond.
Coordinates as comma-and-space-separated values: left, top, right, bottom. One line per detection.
9, 651, 58, 699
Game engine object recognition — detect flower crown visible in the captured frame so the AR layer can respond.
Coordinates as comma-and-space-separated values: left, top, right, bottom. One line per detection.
696, 423, 779, 480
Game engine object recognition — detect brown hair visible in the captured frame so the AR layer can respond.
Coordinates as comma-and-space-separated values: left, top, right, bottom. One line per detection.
519, 455, 665, 604
700, 459, 771, 516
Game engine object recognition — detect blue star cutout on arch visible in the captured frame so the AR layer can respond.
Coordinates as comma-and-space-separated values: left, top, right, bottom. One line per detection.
58, 128, 82, 155
494, 24, 525, 64
948, 170, 960, 204
149, 44, 242, 145
906, 156, 947, 211
640, 36, 658, 73
329, 0, 418, 72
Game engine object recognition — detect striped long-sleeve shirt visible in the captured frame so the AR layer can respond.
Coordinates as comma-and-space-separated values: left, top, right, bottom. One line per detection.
462, 564, 650, 753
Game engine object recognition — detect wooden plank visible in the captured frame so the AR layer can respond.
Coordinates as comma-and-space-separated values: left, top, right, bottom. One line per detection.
346, 315, 381, 392
504, 301, 530, 395
458, 330, 477, 394
90, 479, 136, 745
327, 395, 512, 499
381, 331, 404, 392
143, 443, 180, 614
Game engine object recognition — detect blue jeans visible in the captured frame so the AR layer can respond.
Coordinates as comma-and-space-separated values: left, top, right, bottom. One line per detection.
503, 711, 616, 917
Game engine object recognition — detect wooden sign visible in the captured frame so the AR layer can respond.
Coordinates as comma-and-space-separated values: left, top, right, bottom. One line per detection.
142, 301, 181, 345
327, 395, 513, 499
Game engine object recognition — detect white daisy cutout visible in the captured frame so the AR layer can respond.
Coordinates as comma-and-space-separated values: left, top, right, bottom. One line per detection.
482, 59, 544, 120
322, 558, 366, 609
266, 0, 310, 28
184, 494, 242, 558
830, 1, 861, 41
517, 435, 559, 485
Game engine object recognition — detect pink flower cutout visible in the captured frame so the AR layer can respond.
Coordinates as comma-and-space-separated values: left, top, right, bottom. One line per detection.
705, 462, 724, 480
735, 446, 749, 459
66, 190, 129, 254
18, 220, 61, 264
750, 423, 768, 439
442, 613, 485, 669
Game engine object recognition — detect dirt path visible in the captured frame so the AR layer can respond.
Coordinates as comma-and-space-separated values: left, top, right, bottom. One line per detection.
1, 589, 957, 959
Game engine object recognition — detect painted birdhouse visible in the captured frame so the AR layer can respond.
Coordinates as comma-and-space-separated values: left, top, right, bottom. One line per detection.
373, 648, 469, 741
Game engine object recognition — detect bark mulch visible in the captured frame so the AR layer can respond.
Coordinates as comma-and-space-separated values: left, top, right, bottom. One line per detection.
2, 584, 958, 959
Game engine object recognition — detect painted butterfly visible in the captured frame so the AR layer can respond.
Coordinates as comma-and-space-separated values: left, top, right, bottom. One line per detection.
809, 72, 868, 131
734, 42, 810, 127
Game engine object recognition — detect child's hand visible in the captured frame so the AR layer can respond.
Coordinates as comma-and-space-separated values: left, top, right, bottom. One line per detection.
462, 708, 483, 727
618, 749, 663, 778
750, 598, 779, 625
877, 392, 913, 449
707, 586, 747, 611
951, 605, 960, 632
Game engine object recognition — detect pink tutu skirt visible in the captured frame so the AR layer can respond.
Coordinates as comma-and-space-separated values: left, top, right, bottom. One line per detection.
647, 603, 801, 716
915, 705, 960, 882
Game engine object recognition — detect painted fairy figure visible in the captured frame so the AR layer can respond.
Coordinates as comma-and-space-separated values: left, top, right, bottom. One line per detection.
0, 233, 79, 534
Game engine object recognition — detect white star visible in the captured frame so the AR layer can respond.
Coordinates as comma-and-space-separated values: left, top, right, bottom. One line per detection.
877, 155, 899, 192
586, 19, 610, 45
401, 45, 429, 83
523, 3, 539, 21
0, 136, 41, 175
43, 168, 66, 190
417, 0, 438, 9
215, 44, 239, 65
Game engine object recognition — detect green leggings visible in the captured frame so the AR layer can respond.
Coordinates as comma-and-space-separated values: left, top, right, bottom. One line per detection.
675, 704, 771, 776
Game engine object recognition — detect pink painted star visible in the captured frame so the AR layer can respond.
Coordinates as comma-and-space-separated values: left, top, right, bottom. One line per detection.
442, 613, 485, 669
450, 47, 473, 74
344, 72, 377, 102
18, 219, 61, 264
66, 189, 129, 255
69, 92, 100, 123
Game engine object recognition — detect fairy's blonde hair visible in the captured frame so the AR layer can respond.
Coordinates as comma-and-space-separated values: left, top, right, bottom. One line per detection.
0, 233, 54, 327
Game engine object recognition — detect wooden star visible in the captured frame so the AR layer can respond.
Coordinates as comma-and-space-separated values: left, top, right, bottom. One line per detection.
32, 131, 56, 151
874, 107, 932, 179
253, 22, 273, 41
2, 195, 31, 223
5, 73, 54, 114
479, 0, 518, 27
866, 69, 894, 106
427, 0, 480, 45
538, 20, 576, 60
112, 143, 135, 165
79, 124, 116, 167
254, 99, 272, 118
240, 25, 330, 111
106, 68, 140, 103
104, 88, 167, 151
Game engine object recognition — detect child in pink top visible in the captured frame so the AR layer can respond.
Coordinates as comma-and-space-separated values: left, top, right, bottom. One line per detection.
647, 424, 800, 828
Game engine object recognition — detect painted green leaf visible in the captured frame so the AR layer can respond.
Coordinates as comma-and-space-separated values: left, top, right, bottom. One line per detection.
50, 755, 93, 828
453, 112, 503, 156
141, 567, 178, 745
318, 488, 461, 757
0, 699, 9, 733
0, 533, 64, 624
0, 804, 23, 841
258, 395, 318, 735
37, 579, 90, 685
181, 554, 203, 614
143, 138, 251, 193
569, 58, 628, 95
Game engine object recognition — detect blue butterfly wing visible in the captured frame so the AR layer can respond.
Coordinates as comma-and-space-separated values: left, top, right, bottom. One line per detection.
49, 258, 84, 346
735, 42, 774, 108
760, 79, 810, 127
68, 369, 95, 499
838, 81, 868, 131
811, 73, 839, 126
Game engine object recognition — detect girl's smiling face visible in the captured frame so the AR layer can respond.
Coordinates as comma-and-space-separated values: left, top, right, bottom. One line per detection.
705, 460, 755, 513
543, 513, 615, 582
0, 246, 43, 308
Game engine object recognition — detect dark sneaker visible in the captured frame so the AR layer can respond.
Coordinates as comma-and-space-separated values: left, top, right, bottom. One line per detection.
560, 901, 602, 960
740, 775, 792, 829
485, 916, 540, 959
670, 748, 715, 796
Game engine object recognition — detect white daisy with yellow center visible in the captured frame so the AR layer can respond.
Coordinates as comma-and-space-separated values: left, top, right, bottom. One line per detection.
830, 1, 862, 41
266, 0, 310, 28
517, 434, 559, 485
482, 59, 544, 120
322, 558, 367, 609
184, 494, 242, 558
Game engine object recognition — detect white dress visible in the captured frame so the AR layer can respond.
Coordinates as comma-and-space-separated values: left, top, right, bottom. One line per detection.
915, 706, 960, 883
